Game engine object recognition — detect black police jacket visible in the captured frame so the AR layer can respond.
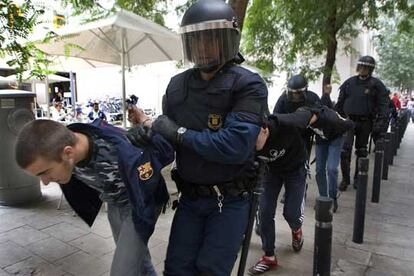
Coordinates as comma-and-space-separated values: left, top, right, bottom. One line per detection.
163, 64, 268, 185
336, 75, 388, 119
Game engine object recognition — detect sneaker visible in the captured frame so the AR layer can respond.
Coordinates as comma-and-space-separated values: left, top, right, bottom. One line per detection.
338, 180, 349, 191
248, 256, 278, 275
292, 228, 304, 252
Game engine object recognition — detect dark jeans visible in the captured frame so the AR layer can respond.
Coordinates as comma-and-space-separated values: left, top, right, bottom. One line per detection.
315, 136, 344, 199
164, 195, 250, 276
258, 165, 307, 257
341, 119, 372, 181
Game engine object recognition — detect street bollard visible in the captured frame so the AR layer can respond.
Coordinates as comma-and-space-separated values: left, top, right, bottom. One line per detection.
372, 140, 383, 203
313, 197, 333, 276
389, 131, 395, 165
353, 158, 369, 244
391, 125, 398, 156
381, 133, 390, 180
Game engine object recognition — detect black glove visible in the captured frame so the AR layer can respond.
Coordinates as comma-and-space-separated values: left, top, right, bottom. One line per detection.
126, 125, 153, 148
372, 117, 387, 138
152, 115, 181, 145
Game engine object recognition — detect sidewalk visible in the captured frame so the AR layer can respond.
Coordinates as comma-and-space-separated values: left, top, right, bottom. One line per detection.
0, 124, 413, 276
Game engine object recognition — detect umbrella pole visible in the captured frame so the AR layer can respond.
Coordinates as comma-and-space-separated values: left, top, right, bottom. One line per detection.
121, 30, 127, 128
45, 76, 50, 118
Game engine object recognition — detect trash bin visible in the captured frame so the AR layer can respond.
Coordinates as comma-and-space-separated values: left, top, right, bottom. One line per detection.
0, 90, 41, 205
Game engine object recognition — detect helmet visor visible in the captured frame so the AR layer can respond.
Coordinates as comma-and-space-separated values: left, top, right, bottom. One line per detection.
181, 28, 240, 69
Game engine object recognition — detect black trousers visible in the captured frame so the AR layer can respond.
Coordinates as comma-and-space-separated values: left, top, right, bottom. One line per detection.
340, 119, 373, 183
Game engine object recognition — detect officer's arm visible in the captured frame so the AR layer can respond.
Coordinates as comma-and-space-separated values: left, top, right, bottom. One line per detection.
271, 108, 314, 129
182, 113, 260, 164
321, 94, 333, 108
375, 80, 389, 118
335, 82, 347, 116
272, 94, 286, 114
181, 73, 268, 164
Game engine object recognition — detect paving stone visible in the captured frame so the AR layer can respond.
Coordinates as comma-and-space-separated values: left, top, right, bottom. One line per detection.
69, 233, 115, 257
369, 253, 414, 276
4, 256, 66, 276
55, 251, 110, 276
26, 237, 79, 262
42, 222, 89, 242
90, 218, 113, 239
0, 213, 25, 234
0, 241, 31, 267
150, 242, 168, 266
331, 259, 367, 275
0, 225, 50, 246
20, 212, 63, 230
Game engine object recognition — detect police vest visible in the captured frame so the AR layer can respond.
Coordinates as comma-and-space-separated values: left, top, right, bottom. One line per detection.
342, 76, 381, 117
163, 65, 264, 184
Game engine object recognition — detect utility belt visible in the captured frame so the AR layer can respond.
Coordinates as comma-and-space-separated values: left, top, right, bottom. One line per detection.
348, 114, 372, 122
171, 169, 252, 200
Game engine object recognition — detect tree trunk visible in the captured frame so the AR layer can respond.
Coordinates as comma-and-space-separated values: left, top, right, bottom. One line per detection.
322, 5, 338, 88
228, 0, 249, 32
323, 36, 338, 87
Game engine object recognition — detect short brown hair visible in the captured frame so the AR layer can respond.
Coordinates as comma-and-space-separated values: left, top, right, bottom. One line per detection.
15, 120, 76, 168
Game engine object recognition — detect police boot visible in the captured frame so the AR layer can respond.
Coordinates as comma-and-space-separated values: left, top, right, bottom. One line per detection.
339, 158, 351, 191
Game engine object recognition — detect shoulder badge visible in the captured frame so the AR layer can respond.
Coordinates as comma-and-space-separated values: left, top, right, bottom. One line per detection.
208, 114, 222, 130
138, 162, 153, 181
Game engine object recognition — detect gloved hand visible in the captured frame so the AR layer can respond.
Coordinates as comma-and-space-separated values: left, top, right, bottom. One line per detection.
126, 125, 153, 148
372, 117, 386, 139
152, 115, 181, 145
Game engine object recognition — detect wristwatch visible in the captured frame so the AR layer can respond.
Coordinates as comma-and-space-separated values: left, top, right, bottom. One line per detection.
176, 127, 187, 144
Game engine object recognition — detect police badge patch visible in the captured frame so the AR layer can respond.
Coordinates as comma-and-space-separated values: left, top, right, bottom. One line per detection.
138, 162, 153, 180
208, 114, 222, 130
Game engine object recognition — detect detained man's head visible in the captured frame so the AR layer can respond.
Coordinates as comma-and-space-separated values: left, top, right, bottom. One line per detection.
15, 120, 77, 184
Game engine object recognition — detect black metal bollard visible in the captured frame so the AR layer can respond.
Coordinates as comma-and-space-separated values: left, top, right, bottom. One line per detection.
353, 158, 369, 244
391, 125, 398, 156
372, 140, 383, 203
389, 131, 395, 165
391, 126, 400, 155
382, 133, 390, 180
313, 197, 333, 276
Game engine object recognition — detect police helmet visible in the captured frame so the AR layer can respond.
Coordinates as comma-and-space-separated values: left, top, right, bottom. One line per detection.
357, 55, 375, 75
287, 75, 308, 103
180, 0, 240, 72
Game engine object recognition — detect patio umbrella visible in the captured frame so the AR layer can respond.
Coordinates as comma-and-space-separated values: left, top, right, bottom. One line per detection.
5, 73, 70, 83
34, 9, 182, 127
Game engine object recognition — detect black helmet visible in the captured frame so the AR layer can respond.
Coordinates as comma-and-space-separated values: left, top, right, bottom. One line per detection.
287, 75, 308, 103
357, 55, 375, 75
180, 0, 240, 72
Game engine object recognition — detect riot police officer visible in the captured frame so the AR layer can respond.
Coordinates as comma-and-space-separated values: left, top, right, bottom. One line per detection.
336, 55, 388, 191
128, 0, 268, 275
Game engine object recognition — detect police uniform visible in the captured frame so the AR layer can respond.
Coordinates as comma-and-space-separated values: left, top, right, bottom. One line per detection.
163, 63, 267, 275
336, 74, 388, 189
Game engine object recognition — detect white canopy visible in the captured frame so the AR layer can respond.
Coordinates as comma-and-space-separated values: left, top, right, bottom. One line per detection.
34, 9, 183, 126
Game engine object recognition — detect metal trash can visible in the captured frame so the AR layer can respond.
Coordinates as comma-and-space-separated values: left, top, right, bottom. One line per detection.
0, 90, 41, 205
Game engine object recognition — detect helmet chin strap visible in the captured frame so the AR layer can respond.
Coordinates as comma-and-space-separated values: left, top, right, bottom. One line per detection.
359, 74, 370, 80
199, 64, 221, 73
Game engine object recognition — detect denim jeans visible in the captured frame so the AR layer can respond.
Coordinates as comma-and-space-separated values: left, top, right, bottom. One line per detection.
315, 136, 344, 199
258, 165, 306, 256
164, 195, 250, 276
107, 203, 157, 276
